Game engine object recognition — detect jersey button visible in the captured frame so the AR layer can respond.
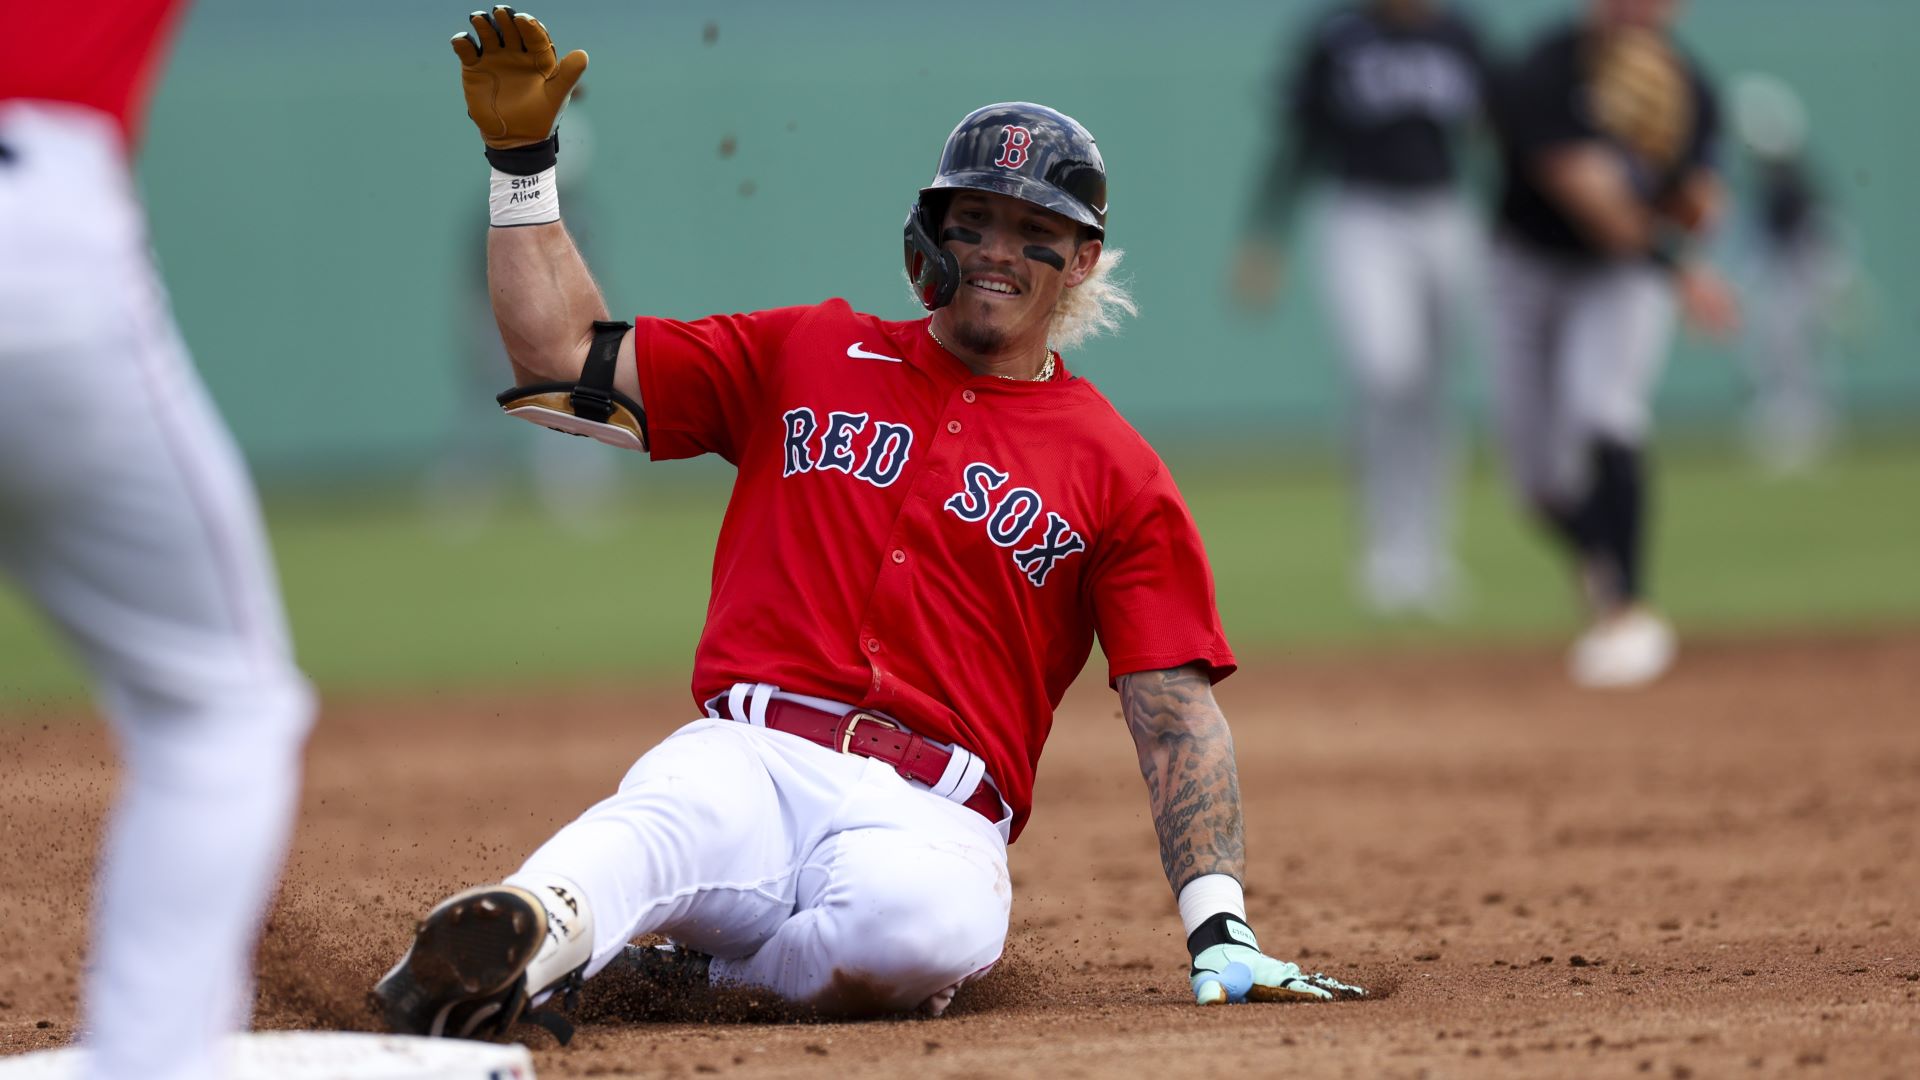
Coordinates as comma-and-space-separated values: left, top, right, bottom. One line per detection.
891, 549, 906, 564
866, 639, 882, 654
962, 389, 977, 404
947, 420, 962, 434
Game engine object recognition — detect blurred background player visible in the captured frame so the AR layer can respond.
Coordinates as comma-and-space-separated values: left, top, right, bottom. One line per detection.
423, 85, 620, 536
1486, 0, 1737, 688
0, 3, 314, 1078
1726, 72, 1856, 474
1233, 0, 1492, 617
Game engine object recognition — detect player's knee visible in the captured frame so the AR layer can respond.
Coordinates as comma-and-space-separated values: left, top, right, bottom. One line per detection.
1356, 350, 1428, 401
100, 638, 313, 729
850, 895, 1004, 979
1571, 385, 1653, 446
822, 855, 1008, 1011
107, 664, 314, 790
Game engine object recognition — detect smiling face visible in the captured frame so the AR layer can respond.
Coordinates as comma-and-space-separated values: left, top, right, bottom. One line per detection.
935, 190, 1102, 361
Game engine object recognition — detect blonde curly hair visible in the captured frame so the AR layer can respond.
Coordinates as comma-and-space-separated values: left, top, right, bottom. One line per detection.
1048, 245, 1137, 352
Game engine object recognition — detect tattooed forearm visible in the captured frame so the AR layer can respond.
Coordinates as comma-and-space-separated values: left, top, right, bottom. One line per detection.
1118, 665, 1246, 894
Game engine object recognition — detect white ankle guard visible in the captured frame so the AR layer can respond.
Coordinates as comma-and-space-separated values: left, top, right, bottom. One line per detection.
510, 874, 594, 1000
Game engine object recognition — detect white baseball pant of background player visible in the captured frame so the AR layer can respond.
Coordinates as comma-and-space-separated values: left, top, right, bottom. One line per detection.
1741, 224, 1839, 471
1485, 236, 1674, 513
0, 102, 313, 1080
505, 692, 1010, 1015
1727, 73, 1839, 472
1317, 184, 1480, 613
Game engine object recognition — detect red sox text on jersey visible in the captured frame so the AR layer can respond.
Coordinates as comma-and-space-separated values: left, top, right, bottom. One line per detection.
781, 411, 1087, 588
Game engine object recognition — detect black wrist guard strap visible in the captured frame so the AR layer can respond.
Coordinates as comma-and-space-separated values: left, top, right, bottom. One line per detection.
570, 319, 634, 425
485, 133, 559, 176
1186, 912, 1259, 960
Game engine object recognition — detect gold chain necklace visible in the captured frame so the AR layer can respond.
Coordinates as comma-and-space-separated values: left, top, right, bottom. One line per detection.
927, 322, 1054, 382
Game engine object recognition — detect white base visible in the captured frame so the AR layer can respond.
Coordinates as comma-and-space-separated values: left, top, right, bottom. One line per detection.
0, 1032, 534, 1080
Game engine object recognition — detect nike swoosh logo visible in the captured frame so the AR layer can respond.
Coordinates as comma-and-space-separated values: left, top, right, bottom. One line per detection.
847, 342, 904, 363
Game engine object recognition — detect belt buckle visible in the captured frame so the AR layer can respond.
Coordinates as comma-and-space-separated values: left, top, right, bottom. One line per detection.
839, 711, 897, 754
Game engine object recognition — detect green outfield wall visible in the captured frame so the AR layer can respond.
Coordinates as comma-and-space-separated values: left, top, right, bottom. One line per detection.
141, 0, 1918, 482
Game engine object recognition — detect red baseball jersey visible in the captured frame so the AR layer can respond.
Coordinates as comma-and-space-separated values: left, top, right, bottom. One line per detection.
0, 0, 190, 149
634, 299, 1235, 841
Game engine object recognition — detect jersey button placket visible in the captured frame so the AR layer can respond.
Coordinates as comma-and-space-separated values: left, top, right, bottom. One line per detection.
859, 382, 964, 705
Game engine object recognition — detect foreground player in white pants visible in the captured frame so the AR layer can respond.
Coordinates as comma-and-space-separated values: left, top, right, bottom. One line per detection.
373, 8, 1364, 1041
0, 6, 314, 1079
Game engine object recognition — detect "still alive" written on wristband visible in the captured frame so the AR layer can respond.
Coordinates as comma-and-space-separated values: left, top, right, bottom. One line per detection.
489, 165, 559, 227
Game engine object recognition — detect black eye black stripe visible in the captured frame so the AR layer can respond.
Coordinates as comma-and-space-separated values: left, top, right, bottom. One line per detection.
939, 227, 1066, 271
1023, 246, 1066, 271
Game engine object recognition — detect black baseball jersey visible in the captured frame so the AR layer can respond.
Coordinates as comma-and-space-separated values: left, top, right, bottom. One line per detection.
1251, 2, 1489, 228
1494, 20, 1721, 258
1756, 157, 1822, 248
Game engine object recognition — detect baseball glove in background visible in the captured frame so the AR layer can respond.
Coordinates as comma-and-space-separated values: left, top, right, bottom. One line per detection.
1585, 27, 1692, 174
451, 6, 586, 149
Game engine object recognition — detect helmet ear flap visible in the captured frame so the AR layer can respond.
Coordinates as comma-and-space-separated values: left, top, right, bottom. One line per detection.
903, 200, 959, 311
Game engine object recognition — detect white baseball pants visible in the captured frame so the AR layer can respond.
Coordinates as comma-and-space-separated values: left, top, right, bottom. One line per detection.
1486, 235, 1677, 508
1317, 184, 1480, 607
1741, 233, 1838, 468
510, 716, 1011, 1015
0, 102, 313, 1080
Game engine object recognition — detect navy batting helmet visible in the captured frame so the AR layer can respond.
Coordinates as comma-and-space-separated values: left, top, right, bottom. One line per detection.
903, 102, 1108, 311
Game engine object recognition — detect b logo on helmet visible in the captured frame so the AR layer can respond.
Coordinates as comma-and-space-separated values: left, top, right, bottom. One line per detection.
993, 126, 1032, 169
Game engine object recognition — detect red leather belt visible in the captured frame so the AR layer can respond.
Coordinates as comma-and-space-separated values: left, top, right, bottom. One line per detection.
760, 700, 1001, 824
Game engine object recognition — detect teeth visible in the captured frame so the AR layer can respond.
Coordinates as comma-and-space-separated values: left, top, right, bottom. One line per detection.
969, 280, 1017, 295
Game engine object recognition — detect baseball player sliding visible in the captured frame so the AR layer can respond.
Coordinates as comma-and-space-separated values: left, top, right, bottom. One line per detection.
374, 7, 1363, 1039
1486, 0, 1735, 688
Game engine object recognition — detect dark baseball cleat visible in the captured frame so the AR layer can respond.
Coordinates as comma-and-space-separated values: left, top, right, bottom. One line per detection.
598, 941, 713, 995
373, 885, 551, 1041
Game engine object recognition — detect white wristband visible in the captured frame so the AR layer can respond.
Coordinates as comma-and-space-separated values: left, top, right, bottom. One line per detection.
489, 165, 559, 227
1177, 874, 1248, 939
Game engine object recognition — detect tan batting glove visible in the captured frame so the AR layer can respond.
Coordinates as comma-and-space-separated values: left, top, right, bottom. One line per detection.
451, 7, 587, 149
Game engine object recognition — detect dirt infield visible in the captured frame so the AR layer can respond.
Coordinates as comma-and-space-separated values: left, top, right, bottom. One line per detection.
4, 633, 1917, 1077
